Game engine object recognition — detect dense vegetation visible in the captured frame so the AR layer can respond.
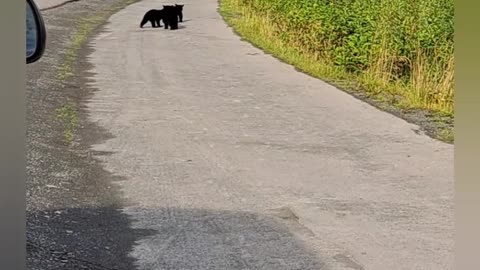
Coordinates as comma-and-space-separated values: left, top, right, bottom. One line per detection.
221, 0, 454, 114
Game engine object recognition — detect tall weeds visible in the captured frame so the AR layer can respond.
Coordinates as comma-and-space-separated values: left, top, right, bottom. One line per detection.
223, 0, 454, 114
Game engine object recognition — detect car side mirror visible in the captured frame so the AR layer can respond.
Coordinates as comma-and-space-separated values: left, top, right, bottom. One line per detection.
26, 0, 46, 64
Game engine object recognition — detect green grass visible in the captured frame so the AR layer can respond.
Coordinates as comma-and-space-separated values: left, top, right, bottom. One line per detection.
55, 100, 78, 144
54, 0, 141, 145
56, 15, 105, 82
57, 0, 141, 82
438, 128, 454, 143
219, 0, 454, 141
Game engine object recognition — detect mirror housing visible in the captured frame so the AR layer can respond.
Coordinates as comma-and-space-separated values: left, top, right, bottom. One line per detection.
26, 0, 46, 64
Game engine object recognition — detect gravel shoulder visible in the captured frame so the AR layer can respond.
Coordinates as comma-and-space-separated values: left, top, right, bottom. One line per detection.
26, 0, 150, 269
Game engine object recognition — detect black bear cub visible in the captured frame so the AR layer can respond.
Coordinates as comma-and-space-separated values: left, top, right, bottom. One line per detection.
140, 9, 164, 28
175, 4, 184, 22
139, 4, 184, 30
162, 5, 179, 30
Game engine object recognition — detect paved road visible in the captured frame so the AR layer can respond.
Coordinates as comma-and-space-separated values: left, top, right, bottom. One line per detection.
35, 0, 78, 10
86, 0, 454, 269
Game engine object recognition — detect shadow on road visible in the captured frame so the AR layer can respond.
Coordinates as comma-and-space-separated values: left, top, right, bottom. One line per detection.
139, 25, 187, 30
28, 206, 326, 269
125, 207, 326, 269
27, 207, 155, 270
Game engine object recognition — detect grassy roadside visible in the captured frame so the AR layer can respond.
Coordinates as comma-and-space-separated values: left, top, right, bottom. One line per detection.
219, 0, 453, 143
54, 0, 141, 145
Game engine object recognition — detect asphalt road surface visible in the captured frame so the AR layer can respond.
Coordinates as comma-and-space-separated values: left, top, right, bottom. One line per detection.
36, 0, 79, 10
80, 0, 455, 269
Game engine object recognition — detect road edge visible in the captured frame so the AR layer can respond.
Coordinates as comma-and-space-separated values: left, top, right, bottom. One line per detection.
217, 0, 454, 145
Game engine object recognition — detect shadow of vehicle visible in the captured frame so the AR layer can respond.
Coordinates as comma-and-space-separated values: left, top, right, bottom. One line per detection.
28, 206, 326, 269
